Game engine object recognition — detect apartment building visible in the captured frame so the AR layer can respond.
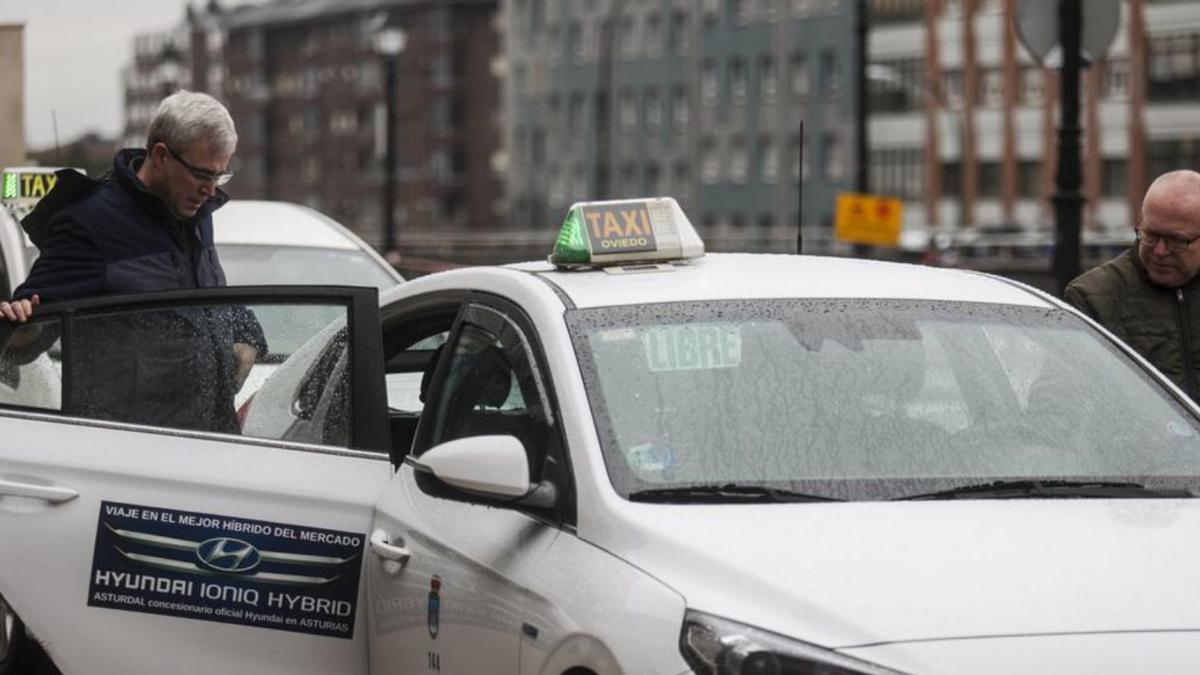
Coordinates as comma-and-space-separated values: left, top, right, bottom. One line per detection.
502, 0, 861, 253
868, 0, 1200, 242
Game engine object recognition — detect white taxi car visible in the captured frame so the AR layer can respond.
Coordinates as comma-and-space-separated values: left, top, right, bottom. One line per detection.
2, 198, 1200, 675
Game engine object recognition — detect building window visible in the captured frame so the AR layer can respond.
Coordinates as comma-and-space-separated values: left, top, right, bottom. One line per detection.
978, 162, 1000, 198
731, 0, 752, 25
672, 85, 690, 128
547, 94, 562, 132
548, 23, 562, 63
567, 21, 583, 63
646, 161, 662, 195
669, 11, 690, 55
868, 58, 923, 112
791, 53, 809, 99
1018, 160, 1040, 198
1148, 139, 1200, 187
1020, 67, 1044, 106
944, 70, 964, 107
646, 13, 664, 57
702, 59, 719, 104
942, 162, 962, 197
870, 0, 924, 25
730, 57, 748, 104
759, 55, 778, 101
762, 0, 779, 22
820, 49, 841, 98
619, 88, 638, 129
1104, 60, 1130, 99
645, 87, 663, 129
1148, 33, 1200, 102
568, 92, 585, 133
674, 161, 691, 201
982, 69, 1004, 107
871, 148, 923, 199
619, 15, 637, 59
620, 162, 637, 196
702, 137, 721, 184
1102, 159, 1126, 198
731, 136, 749, 183
759, 136, 779, 184
822, 132, 844, 180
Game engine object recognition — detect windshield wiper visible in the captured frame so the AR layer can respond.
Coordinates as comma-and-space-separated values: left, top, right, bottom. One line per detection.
895, 479, 1194, 501
628, 483, 844, 504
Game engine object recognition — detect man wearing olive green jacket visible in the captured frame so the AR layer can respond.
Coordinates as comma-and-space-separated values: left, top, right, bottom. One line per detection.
1064, 170, 1200, 401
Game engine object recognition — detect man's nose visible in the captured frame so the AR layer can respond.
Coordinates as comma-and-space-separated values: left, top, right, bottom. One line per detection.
1153, 239, 1172, 256
198, 180, 216, 197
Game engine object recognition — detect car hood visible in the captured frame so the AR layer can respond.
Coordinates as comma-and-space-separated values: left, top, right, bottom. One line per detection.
595, 499, 1200, 648
842, 631, 1200, 675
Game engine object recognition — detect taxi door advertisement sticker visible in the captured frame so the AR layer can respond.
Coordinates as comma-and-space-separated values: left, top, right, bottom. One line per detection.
87, 501, 365, 639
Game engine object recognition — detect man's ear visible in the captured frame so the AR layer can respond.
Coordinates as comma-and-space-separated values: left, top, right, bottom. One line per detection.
148, 142, 168, 162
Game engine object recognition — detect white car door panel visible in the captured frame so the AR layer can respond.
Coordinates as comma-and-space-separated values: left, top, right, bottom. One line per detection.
0, 286, 392, 674
0, 415, 391, 674
367, 464, 558, 675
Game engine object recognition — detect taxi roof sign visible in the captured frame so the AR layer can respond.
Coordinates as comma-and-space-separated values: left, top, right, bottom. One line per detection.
2, 167, 86, 222
2, 167, 85, 202
549, 197, 704, 268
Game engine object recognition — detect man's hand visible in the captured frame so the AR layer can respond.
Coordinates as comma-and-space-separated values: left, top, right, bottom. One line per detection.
233, 342, 258, 393
0, 295, 39, 323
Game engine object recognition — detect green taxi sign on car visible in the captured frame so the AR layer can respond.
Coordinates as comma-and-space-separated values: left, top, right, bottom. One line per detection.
549, 196, 705, 268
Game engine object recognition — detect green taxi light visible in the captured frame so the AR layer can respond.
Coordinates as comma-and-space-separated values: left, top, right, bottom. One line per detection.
2, 173, 17, 200
548, 197, 705, 269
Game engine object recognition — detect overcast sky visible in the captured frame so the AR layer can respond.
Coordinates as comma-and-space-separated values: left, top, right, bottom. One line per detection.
1, 0, 201, 150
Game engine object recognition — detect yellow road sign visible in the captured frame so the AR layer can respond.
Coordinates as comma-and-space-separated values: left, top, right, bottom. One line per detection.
835, 192, 904, 247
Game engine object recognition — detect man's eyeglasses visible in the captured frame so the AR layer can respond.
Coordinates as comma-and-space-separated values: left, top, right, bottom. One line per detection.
166, 146, 234, 186
1137, 227, 1200, 253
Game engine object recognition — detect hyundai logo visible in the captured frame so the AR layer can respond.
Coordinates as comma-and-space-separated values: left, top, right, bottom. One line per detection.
196, 537, 262, 574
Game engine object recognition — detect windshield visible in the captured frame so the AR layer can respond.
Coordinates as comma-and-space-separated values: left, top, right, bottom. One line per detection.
569, 299, 1200, 501
217, 244, 399, 290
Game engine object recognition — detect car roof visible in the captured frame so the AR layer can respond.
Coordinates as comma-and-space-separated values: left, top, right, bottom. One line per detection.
507, 253, 1054, 309
211, 200, 361, 250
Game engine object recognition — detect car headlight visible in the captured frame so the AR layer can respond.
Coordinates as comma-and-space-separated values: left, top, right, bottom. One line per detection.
680, 610, 906, 675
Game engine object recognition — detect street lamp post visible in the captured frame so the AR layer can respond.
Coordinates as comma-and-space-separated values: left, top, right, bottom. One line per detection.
373, 20, 407, 255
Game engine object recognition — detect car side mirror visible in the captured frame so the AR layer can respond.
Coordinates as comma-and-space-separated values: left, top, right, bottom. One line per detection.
409, 435, 531, 497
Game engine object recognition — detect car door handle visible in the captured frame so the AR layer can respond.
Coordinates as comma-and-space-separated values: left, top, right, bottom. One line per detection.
369, 529, 412, 566
0, 476, 79, 503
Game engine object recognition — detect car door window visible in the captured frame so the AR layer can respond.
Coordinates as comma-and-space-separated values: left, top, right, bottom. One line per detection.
0, 317, 63, 411
419, 308, 554, 478
0, 289, 387, 452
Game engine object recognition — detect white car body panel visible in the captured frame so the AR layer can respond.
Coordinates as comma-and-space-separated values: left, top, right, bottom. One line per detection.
510, 254, 1053, 309
843, 632, 1200, 674
592, 500, 1200, 647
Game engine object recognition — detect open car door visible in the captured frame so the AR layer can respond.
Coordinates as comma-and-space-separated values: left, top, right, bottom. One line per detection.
0, 286, 390, 675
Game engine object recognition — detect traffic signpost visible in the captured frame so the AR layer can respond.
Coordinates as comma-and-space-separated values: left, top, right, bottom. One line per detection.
835, 193, 904, 248
1014, 0, 1120, 295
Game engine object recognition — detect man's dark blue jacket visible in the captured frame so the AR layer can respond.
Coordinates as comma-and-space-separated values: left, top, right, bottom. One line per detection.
13, 148, 265, 434
16, 148, 228, 300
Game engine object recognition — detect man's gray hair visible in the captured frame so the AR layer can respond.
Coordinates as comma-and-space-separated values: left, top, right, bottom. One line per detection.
145, 90, 238, 155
